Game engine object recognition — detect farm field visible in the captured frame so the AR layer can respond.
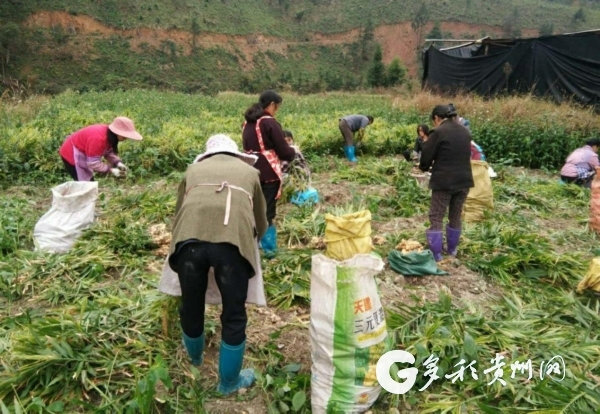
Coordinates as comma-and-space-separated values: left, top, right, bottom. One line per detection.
1, 91, 600, 413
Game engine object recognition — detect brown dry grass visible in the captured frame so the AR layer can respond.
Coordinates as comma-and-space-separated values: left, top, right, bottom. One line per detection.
393, 91, 600, 131
0, 95, 49, 123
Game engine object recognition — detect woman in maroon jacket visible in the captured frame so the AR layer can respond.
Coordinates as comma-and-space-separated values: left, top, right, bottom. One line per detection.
242, 90, 295, 258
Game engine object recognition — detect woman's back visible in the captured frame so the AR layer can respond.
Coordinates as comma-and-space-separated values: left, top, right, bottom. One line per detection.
242, 116, 295, 183
420, 120, 474, 191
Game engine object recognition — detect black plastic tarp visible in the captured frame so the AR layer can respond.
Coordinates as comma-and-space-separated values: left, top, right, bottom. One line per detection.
422, 32, 600, 109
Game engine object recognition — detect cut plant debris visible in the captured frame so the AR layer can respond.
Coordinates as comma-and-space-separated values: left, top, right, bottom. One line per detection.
0, 92, 599, 413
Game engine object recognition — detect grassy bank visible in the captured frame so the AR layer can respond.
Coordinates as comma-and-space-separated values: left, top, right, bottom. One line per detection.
4, 0, 600, 35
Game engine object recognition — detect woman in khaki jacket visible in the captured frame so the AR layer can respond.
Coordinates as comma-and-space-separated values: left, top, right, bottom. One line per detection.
168, 134, 268, 395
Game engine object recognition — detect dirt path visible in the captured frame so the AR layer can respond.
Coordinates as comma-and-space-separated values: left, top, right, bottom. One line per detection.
25, 11, 538, 75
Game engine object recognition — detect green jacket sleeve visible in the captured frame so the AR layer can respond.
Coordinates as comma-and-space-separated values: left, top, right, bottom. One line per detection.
175, 179, 186, 217
253, 176, 268, 240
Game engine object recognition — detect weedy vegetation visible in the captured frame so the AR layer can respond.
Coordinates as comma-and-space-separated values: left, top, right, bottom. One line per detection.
0, 91, 599, 413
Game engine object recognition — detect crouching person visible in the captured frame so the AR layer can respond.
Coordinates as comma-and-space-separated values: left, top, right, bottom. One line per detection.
168, 134, 268, 395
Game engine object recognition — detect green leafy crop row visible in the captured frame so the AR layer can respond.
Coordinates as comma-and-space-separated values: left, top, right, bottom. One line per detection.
1, 143, 599, 412
0, 90, 595, 189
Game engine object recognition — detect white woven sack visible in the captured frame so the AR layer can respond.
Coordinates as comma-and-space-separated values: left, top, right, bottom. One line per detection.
33, 181, 98, 253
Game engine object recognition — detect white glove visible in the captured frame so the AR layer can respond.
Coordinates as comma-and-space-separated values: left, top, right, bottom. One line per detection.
110, 168, 126, 178
116, 162, 128, 171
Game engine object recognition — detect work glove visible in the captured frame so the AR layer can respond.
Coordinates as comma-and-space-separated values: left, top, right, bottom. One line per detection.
116, 162, 128, 171
110, 168, 126, 178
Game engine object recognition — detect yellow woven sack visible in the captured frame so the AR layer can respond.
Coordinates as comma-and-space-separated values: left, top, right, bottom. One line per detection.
577, 258, 600, 294
462, 160, 494, 222
324, 210, 372, 260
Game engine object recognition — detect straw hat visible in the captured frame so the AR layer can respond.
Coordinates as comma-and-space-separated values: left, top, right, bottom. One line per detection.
108, 117, 143, 141
194, 134, 258, 166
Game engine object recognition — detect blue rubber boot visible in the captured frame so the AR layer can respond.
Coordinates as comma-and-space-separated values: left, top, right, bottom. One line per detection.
446, 225, 461, 257
344, 145, 358, 162
260, 225, 277, 259
182, 331, 205, 366
425, 230, 444, 262
217, 340, 255, 396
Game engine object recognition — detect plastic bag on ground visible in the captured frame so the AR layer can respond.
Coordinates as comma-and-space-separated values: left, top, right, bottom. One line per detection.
291, 187, 319, 206
388, 250, 448, 276
310, 253, 391, 414
576, 257, 600, 294
463, 160, 494, 222
324, 210, 373, 261
33, 181, 98, 253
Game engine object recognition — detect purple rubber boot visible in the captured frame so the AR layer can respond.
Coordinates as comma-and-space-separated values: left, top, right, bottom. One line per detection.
446, 225, 461, 256
426, 230, 444, 262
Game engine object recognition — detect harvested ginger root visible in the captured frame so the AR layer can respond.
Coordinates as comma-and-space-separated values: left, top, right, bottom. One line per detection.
395, 239, 424, 254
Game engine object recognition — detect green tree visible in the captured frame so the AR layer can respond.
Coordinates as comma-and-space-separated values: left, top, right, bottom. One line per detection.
502, 7, 521, 38
360, 16, 375, 62
411, 3, 429, 49
278, 0, 290, 11
0, 22, 20, 74
161, 40, 178, 61
367, 44, 386, 87
0, 0, 28, 21
572, 7, 586, 25
191, 16, 200, 52
427, 22, 442, 41
538, 22, 553, 36
386, 57, 406, 86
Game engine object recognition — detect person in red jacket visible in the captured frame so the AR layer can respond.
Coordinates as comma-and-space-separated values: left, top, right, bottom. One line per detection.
59, 116, 143, 181
242, 90, 295, 258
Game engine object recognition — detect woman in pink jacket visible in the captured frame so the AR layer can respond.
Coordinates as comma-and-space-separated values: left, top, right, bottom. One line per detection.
560, 138, 600, 188
59, 116, 143, 181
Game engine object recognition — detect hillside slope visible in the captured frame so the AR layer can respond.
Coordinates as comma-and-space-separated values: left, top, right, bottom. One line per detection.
4, 0, 600, 36
2, 0, 599, 94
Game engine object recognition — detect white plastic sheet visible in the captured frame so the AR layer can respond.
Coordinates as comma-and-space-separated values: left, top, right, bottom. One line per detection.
158, 240, 266, 306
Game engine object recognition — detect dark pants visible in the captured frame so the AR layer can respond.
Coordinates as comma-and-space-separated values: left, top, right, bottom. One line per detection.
261, 181, 280, 226
429, 189, 470, 231
561, 174, 594, 189
338, 119, 354, 146
62, 157, 79, 181
175, 242, 253, 345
